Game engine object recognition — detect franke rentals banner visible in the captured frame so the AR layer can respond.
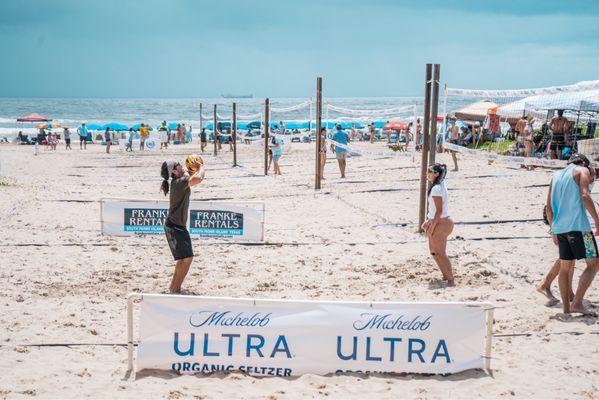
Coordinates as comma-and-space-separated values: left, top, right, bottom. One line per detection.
101, 200, 264, 241
134, 295, 492, 376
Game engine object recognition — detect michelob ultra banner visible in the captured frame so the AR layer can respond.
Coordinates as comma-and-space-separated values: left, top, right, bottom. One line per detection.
133, 294, 492, 376
101, 199, 264, 241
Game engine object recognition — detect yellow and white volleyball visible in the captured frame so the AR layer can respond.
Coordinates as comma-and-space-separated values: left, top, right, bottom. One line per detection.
185, 154, 204, 174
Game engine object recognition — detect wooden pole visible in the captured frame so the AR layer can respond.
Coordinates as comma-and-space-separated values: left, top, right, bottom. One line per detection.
232, 102, 238, 167
428, 64, 440, 165
315, 77, 323, 190
213, 104, 218, 156
418, 64, 433, 233
264, 98, 270, 175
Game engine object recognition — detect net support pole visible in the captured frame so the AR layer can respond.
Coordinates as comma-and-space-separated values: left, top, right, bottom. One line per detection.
213, 104, 218, 156
418, 64, 433, 233
315, 77, 323, 190
232, 102, 238, 167
309, 99, 313, 138
441, 84, 448, 144
264, 98, 270, 176
428, 64, 441, 165
199, 103, 203, 138
484, 308, 494, 372
412, 103, 418, 162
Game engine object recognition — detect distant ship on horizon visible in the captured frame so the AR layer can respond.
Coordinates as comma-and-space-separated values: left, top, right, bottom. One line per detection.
221, 93, 253, 99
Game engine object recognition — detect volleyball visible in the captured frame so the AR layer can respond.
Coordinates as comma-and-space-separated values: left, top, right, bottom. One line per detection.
185, 154, 204, 174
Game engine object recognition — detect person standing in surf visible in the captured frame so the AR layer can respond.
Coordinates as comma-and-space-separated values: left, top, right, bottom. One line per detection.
160, 159, 205, 293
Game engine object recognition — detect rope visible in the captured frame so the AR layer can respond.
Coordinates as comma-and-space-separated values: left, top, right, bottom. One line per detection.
3, 330, 596, 349
270, 100, 311, 113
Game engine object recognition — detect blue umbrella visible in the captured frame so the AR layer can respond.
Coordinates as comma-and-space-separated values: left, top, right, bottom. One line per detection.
373, 121, 387, 128
311, 122, 335, 129
236, 122, 248, 130
246, 121, 262, 130
168, 122, 180, 130
205, 123, 214, 130
101, 122, 129, 131
132, 123, 153, 131
86, 123, 103, 131
284, 121, 309, 130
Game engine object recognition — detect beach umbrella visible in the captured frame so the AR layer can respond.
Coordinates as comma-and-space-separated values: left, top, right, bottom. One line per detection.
310, 122, 335, 129
17, 113, 51, 122
383, 120, 407, 131
205, 123, 214, 130
38, 122, 61, 129
132, 123, 153, 131
284, 121, 310, 130
236, 122, 248, 130
373, 121, 387, 128
86, 123, 104, 131
337, 121, 365, 129
167, 122, 180, 130
101, 122, 129, 131
246, 121, 262, 130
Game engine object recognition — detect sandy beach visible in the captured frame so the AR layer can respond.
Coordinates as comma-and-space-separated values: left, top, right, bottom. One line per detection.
0, 141, 597, 399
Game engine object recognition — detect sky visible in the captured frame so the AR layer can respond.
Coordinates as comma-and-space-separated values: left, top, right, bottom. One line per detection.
0, 0, 598, 98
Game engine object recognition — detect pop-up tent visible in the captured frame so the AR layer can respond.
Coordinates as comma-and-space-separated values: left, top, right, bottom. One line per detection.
453, 100, 498, 122
383, 120, 407, 131
17, 113, 51, 122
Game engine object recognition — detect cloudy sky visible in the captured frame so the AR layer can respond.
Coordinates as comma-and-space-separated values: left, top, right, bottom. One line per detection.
1, 0, 597, 97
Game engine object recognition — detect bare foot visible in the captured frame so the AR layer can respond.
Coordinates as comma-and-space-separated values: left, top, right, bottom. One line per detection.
570, 304, 598, 317
536, 285, 559, 306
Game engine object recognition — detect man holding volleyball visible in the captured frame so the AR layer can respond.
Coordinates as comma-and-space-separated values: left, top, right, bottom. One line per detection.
160, 155, 205, 293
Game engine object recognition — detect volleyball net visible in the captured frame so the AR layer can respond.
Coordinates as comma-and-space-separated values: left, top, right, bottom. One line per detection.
441, 80, 599, 164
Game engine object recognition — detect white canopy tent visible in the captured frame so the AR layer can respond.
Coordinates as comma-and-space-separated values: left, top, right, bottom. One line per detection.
497, 89, 599, 120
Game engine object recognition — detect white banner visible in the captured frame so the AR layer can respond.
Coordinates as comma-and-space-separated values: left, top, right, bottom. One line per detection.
133, 294, 492, 376
101, 199, 265, 241
443, 142, 567, 167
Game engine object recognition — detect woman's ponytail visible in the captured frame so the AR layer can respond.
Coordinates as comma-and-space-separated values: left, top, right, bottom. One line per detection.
427, 163, 447, 196
160, 161, 170, 196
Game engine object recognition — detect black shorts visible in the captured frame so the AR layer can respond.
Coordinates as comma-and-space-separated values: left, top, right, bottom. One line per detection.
65, 138, 71, 145
79, 135, 86, 142
556, 231, 599, 261
165, 221, 194, 261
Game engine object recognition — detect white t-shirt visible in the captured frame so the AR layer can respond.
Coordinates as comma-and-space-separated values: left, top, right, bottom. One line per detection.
427, 182, 449, 219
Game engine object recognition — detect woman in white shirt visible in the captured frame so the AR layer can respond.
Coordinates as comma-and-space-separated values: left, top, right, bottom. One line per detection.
421, 163, 454, 285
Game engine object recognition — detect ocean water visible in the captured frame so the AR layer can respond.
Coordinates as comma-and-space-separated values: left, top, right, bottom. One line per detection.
0, 96, 473, 138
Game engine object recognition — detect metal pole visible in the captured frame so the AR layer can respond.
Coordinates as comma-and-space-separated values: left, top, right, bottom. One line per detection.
315, 77, 323, 190
213, 104, 218, 156
264, 98, 270, 175
233, 102, 238, 167
484, 308, 494, 372
442, 84, 448, 144
199, 103, 203, 132
126, 294, 135, 372
428, 64, 440, 165
418, 64, 433, 233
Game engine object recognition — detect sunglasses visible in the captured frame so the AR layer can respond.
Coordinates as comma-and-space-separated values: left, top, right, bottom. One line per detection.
427, 167, 436, 173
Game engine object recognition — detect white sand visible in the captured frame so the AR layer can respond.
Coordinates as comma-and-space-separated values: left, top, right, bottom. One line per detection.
0, 140, 597, 399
